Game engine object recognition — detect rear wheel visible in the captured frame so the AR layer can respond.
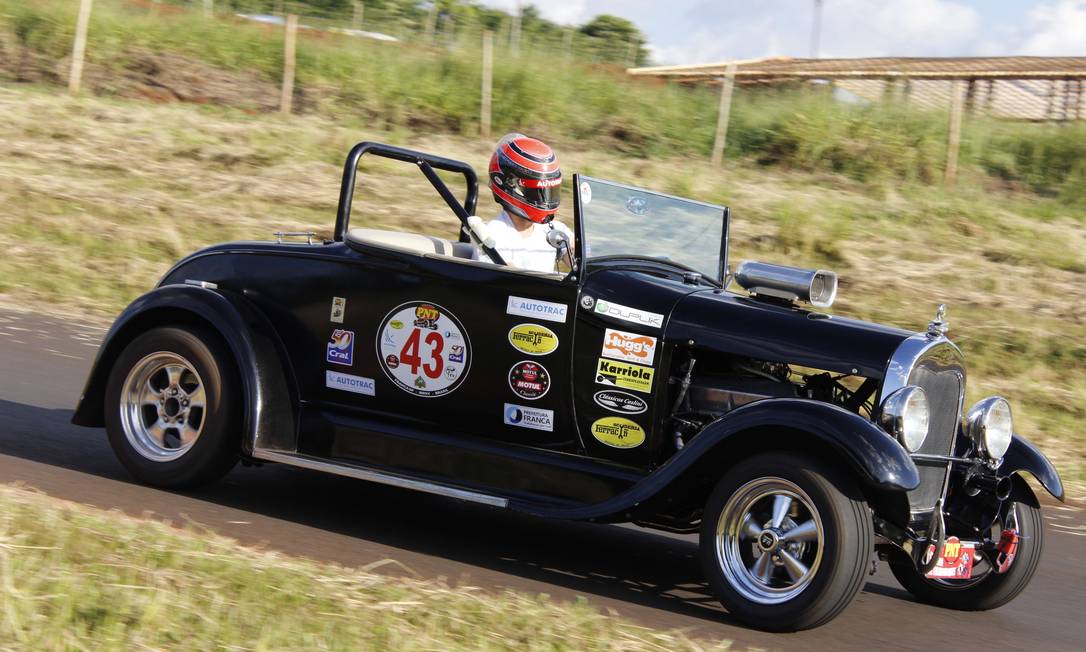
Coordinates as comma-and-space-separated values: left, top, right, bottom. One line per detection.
699, 453, 872, 631
889, 488, 1044, 611
104, 325, 240, 488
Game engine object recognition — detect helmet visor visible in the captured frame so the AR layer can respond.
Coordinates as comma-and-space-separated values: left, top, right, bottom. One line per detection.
509, 175, 561, 211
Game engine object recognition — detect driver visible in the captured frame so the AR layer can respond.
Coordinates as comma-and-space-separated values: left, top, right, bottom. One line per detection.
483, 133, 574, 272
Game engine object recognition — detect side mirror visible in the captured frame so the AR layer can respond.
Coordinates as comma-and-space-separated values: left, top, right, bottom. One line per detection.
546, 228, 569, 258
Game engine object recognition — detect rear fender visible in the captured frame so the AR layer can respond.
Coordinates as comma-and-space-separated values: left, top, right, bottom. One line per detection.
71, 284, 297, 455
513, 398, 919, 521
1001, 433, 1064, 502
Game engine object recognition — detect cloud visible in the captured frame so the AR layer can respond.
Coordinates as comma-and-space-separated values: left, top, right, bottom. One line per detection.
1017, 1, 1086, 55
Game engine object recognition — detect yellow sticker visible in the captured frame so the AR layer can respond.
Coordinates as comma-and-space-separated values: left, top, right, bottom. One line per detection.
591, 417, 646, 449
508, 323, 559, 355
595, 358, 654, 394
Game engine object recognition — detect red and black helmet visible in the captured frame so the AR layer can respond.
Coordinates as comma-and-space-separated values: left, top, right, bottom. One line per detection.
489, 133, 561, 223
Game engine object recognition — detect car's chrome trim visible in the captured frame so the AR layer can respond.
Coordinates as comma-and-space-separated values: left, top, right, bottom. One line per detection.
910, 453, 975, 464
252, 448, 509, 508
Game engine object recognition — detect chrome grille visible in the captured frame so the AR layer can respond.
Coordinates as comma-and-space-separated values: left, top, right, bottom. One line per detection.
906, 358, 964, 512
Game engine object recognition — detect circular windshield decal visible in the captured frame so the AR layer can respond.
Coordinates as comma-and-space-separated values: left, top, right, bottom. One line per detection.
377, 301, 470, 397
508, 360, 550, 400
579, 181, 592, 205
626, 196, 648, 215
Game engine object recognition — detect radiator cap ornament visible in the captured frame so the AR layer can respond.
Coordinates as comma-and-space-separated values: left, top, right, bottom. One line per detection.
927, 304, 949, 338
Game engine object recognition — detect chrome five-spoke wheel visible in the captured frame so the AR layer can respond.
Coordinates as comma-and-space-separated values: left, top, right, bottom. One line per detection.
717, 478, 824, 604
120, 351, 207, 461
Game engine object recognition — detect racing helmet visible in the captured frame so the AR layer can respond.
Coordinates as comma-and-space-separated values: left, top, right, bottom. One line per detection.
488, 133, 561, 223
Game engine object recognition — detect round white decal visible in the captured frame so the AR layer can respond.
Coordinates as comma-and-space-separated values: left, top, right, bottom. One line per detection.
377, 301, 471, 397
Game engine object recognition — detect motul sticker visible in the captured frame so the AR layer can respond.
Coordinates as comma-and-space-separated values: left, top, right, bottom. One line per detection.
600, 328, 657, 365
509, 360, 550, 400
925, 536, 975, 580
376, 301, 470, 397
593, 299, 664, 329
591, 416, 646, 449
508, 323, 559, 355
595, 358, 654, 394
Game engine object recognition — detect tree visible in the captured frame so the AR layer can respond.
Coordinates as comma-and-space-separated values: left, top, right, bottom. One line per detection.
578, 14, 649, 67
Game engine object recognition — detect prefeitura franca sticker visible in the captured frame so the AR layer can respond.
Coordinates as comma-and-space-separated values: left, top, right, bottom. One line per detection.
377, 301, 471, 397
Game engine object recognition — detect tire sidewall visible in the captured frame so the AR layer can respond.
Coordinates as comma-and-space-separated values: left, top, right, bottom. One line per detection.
699, 452, 871, 631
104, 325, 239, 488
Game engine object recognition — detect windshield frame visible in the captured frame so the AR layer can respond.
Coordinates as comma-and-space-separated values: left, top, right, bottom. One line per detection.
572, 174, 730, 285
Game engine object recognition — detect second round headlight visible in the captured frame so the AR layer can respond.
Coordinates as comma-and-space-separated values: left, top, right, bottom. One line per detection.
966, 396, 1014, 461
879, 385, 930, 452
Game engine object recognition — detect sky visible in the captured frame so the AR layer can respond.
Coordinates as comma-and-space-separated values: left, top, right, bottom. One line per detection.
480, 0, 1086, 65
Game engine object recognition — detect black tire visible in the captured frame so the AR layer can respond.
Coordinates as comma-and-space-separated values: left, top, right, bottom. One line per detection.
888, 489, 1044, 611
104, 325, 240, 488
699, 452, 872, 631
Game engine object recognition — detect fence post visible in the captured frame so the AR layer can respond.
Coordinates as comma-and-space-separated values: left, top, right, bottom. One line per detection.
68, 0, 93, 95
202, 0, 213, 19
562, 27, 573, 64
510, 2, 522, 57
352, 2, 363, 30
480, 30, 493, 138
944, 80, 964, 185
710, 63, 738, 168
280, 14, 298, 115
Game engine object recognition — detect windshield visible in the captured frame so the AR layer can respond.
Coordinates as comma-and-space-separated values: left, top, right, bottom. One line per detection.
576, 176, 728, 282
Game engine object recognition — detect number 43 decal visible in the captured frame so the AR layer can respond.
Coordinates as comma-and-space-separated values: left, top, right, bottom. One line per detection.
377, 301, 471, 397
400, 327, 444, 379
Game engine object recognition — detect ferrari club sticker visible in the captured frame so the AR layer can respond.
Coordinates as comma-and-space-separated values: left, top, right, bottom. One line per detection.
509, 360, 550, 400
508, 323, 558, 356
925, 536, 975, 580
595, 358, 654, 394
590, 416, 645, 449
377, 301, 471, 397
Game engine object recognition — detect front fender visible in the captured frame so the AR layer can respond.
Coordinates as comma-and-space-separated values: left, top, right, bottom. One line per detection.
72, 284, 297, 455
512, 399, 919, 520
1001, 433, 1064, 502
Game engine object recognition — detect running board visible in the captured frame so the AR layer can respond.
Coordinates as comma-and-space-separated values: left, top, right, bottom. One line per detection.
252, 449, 509, 509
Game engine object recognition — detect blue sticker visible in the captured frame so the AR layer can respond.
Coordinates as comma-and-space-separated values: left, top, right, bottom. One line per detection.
327, 329, 355, 366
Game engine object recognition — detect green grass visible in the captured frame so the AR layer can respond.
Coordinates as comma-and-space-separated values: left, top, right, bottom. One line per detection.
0, 484, 730, 650
2, 0, 1086, 203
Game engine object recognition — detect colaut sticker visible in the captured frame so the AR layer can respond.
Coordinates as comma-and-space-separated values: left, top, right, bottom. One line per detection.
508, 323, 559, 356
377, 301, 471, 397
326, 329, 354, 366
591, 417, 646, 449
593, 389, 648, 415
593, 299, 664, 329
504, 403, 554, 432
506, 295, 568, 323
509, 360, 550, 400
601, 328, 657, 365
596, 358, 654, 394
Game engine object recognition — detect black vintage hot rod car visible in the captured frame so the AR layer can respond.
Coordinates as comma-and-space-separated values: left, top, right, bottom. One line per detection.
73, 142, 1064, 631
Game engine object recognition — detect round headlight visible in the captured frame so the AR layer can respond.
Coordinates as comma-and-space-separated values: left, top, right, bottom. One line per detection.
966, 397, 1013, 461
879, 386, 930, 452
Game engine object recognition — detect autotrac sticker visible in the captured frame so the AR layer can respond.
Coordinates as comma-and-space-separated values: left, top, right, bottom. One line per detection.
509, 360, 550, 400
591, 416, 646, 449
506, 295, 568, 323
504, 403, 554, 432
593, 389, 648, 415
508, 323, 558, 356
326, 370, 375, 396
377, 302, 470, 397
595, 358, 654, 394
593, 299, 664, 329
330, 297, 346, 323
601, 328, 657, 365
326, 329, 355, 366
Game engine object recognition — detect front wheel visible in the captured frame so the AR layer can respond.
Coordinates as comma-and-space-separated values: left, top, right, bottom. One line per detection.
699, 452, 873, 631
888, 487, 1044, 611
104, 325, 240, 489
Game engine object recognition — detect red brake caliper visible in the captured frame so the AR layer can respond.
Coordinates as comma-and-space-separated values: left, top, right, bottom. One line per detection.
994, 529, 1019, 574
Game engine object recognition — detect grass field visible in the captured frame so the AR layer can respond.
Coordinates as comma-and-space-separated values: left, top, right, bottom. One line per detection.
0, 483, 732, 650
0, 86, 1083, 485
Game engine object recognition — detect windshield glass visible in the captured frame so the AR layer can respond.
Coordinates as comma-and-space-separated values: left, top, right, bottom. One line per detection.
577, 176, 727, 282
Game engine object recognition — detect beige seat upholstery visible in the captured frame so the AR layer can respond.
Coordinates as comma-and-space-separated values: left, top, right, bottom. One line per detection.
346, 228, 457, 256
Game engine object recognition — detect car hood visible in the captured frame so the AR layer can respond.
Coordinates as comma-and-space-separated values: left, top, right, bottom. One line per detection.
666, 290, 914, 378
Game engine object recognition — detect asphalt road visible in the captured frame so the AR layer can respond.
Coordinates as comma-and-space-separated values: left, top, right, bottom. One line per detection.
1, 307, 1084, 650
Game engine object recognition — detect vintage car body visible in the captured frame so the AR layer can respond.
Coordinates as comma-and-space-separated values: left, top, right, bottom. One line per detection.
73, 142, 1064, 631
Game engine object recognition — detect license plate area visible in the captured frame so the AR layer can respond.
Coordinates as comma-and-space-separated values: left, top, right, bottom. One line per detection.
924, 536, 975, 580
